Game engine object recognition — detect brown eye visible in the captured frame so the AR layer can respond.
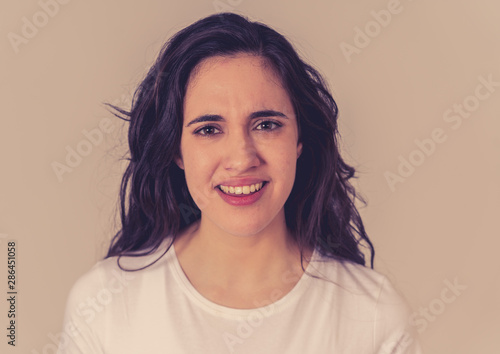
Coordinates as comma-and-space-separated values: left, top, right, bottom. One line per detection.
255, 120, 282, 131
194, 125, 221, 136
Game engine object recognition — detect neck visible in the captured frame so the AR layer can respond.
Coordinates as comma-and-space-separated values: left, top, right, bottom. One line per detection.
173, 211, 310, 293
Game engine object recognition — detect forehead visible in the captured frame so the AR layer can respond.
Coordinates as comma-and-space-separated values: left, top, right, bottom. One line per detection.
187, 54, 281, 87
183, 54, 292, 114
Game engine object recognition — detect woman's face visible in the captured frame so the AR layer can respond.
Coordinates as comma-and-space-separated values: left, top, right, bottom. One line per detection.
176, 54, 302, 237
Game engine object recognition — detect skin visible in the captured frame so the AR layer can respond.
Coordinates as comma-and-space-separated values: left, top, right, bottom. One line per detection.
174, 54, 313, 309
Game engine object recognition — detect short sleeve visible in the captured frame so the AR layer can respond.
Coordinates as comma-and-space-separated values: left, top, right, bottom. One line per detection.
374, 276, 424, 354
56, 264, 106, 354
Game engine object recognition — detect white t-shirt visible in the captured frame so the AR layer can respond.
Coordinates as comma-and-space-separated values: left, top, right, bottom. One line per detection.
57, 238, 423, 353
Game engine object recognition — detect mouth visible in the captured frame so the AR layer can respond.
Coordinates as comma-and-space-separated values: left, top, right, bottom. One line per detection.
216, 181, 268, 196
215, 181, 268, 206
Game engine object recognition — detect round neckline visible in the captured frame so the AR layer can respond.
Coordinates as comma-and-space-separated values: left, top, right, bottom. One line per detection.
167, 242, 318, 320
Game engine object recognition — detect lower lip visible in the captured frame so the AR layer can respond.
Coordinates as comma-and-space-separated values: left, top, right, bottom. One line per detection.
216, 183, 267, 206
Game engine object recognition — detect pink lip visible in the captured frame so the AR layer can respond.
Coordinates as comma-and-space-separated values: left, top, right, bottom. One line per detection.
216, 182, 267, 206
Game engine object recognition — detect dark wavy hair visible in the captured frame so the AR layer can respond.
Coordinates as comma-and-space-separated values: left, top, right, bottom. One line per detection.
105, 12, 375, 271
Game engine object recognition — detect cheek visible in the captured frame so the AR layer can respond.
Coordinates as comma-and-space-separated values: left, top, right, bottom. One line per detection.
271, 144, 299, 182
184, 149, 212, 181
180, 144, 219, 203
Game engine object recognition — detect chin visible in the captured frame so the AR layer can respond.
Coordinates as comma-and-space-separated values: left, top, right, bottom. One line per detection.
218, 218, 274, 237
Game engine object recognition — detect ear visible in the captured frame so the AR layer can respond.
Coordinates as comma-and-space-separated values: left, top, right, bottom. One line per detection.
297, 142, 303, 159
174, 155, 184, 170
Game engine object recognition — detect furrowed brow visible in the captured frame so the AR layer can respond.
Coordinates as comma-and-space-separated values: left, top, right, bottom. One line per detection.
185, 110, 288, 127
249, 110, 288, 119
186, 114, 224, 127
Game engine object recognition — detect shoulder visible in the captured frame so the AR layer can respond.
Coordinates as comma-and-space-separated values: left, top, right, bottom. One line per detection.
58, 241, 175, 353
308, 251, 412, 312
307, 252, 421, 350
64, 240, 173, 312
308, 252, 394, 299
65, 257, 134, 302
311, 255, 418, 335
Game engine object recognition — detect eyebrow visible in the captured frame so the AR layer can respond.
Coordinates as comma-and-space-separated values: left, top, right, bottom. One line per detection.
185, 110, 288, 127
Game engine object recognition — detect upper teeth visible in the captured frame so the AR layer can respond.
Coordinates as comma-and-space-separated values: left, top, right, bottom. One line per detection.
219, 182, 264, 195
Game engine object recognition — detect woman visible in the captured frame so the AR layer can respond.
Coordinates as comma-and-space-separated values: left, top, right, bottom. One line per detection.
58, 13, 422, 353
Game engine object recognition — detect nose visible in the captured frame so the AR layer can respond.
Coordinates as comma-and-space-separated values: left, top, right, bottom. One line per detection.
222, 129, 261, 172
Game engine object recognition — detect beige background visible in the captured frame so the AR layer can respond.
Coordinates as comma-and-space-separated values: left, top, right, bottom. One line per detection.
1, 0, 499, 353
